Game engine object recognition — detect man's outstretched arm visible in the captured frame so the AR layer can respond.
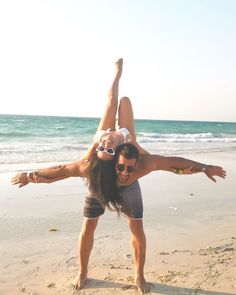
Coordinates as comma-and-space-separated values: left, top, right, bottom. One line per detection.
136, 154, 226, 182
11, 160, 86, 188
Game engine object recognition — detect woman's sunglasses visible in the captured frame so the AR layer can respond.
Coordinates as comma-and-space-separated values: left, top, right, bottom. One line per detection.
116, 163, 136, 173
96, 145, 115, 156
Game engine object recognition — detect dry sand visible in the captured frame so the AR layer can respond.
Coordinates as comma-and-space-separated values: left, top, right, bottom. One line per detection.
0, 151, 236, 295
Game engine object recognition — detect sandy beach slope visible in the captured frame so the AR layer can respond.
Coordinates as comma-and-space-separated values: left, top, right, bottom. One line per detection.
0, 151, 236, 294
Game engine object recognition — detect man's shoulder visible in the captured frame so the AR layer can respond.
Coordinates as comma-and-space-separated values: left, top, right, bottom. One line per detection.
138, 154, 155, 166
136, 154, 163, 175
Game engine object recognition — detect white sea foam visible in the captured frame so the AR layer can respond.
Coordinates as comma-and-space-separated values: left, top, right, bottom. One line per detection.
1, 115, 236, 172
137, 133, 236, 144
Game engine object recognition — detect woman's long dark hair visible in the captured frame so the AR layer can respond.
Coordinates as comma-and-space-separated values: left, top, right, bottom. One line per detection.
86, 153, 122, 213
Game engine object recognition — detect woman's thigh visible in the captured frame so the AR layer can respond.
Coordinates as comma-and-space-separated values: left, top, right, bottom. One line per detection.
118, 97, 136, 140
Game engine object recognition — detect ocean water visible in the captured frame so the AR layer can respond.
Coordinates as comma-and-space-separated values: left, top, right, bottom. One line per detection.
1, 114, 236, 173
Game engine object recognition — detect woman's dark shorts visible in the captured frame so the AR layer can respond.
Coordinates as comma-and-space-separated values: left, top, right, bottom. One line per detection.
83, 181, 143, 219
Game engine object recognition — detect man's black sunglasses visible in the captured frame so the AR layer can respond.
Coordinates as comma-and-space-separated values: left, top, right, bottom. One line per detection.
116, 163, 136, 173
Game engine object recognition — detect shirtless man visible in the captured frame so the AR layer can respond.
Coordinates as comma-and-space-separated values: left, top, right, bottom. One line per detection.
11, 59, 226, 294
11, 59, 152, 293
11, 144, 226, 293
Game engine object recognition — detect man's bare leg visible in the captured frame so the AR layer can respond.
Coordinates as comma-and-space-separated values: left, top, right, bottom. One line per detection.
97, 58, 123, 131
128, 218, 150, 294
73, 217, 99, 290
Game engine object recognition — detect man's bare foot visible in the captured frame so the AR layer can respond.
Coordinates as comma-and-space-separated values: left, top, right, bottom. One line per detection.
135, 276, 151, 294
115, 58, 123, 79
72, 273, 88, 290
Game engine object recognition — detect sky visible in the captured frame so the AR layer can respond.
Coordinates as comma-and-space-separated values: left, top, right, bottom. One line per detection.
0, 0, 235, 122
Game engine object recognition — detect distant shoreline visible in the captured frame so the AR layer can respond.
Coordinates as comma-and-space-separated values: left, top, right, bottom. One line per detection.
1, 112, 236, 123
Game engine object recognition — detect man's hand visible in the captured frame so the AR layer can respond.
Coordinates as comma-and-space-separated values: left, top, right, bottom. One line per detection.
11, 172, 29, 188
174, 164, 227, 183
204, 165, 227, 182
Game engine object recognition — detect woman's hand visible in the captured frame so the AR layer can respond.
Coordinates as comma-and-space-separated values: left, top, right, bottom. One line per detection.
11, 172, 29, 188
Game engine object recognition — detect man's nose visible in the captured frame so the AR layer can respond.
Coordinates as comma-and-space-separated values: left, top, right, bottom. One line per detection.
121, 168, 129, 175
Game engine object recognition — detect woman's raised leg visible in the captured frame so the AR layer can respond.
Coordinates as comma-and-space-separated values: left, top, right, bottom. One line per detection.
118, 97, 150, 155
97, 58, 123, 131
118, 96, 136, 140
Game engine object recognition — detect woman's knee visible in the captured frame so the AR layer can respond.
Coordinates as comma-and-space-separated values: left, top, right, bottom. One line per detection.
120, 96, 131, 106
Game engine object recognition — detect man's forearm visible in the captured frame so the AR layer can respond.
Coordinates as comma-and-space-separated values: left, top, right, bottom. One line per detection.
11, 161, 85, 188
138, 155, 225, 183
146, 155, 207, 174
28, 165, 66, 180
168, 157, 204, 173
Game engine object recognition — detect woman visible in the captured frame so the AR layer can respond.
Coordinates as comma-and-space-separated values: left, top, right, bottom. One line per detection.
83, 58, 148, 161
11, 59, 152, 293
11, 58, 148, 212
11, 59, 226, 210
70, 58, 149, 211
11, 59, 226, 294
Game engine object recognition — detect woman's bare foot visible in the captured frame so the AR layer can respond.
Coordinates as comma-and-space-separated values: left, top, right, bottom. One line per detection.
115, 58, 123, 79
72, 273, 88, 290
135, 276, 151, 294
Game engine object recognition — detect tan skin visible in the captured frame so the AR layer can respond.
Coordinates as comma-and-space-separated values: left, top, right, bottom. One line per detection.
11, 151, 226, 295
116, 154, 226, 186
11, 59, 152, 294
11, 154, 226, 188
93, 58, 148, 161
11, 59, 226, 294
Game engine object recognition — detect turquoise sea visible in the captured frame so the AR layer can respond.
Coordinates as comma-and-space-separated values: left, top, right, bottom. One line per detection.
0, 114, 236, 172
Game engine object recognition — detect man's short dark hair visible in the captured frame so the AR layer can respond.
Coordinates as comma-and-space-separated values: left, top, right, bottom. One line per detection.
115, 143, 139, 161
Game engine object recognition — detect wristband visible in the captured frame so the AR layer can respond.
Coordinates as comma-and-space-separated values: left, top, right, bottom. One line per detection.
33, 171, 38, 183
201, 163, 208, 172
27, 172, 32, 182
27, 171, 38, 183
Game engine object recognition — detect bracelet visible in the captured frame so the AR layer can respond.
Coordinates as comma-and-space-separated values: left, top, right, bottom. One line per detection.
33, 171, 38, 183
27, 172, 32, 182
27, 171, 38, 183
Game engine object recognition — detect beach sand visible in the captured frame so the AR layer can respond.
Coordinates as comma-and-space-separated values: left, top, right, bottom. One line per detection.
0, 151, 236, 295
